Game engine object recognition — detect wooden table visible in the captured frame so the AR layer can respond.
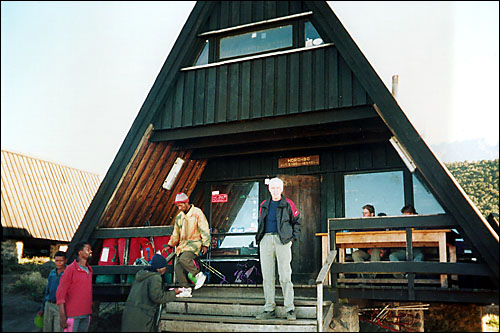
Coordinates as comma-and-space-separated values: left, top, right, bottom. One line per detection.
316, 229, 457, 287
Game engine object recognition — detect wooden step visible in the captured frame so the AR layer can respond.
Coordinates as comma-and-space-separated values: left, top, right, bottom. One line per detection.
173, 295, 331, 306
181, 283, 329, 299
160, 285, 336, 332
167, 296, 330, 319
159, 314, 317, 332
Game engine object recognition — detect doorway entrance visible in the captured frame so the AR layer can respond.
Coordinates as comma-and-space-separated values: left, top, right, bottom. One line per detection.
278, 174, 321, 284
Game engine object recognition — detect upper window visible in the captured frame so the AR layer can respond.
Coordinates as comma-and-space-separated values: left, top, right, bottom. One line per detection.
305, 21, 324, 47
194, 40, 209, 66
190, 16, 327, 67
344, 171, 405, 218
219, 24, 293, 60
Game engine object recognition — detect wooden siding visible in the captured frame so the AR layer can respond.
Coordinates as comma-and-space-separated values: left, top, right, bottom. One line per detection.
154, 46, 371, 130
197, 142, 404, 234
97, 138, 207, 229
205, 1, 307, 30
200, 142, 403, 182
1, 150, 101, 242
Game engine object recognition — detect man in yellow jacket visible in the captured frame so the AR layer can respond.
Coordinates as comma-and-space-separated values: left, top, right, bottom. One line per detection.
166, 192, 211, 297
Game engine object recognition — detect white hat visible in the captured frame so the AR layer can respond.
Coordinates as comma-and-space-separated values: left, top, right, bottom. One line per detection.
174, 192, 189, 204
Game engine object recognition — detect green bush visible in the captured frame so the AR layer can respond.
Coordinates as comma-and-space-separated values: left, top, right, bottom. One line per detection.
7, 271, 46, 302
445, 159, 499, 217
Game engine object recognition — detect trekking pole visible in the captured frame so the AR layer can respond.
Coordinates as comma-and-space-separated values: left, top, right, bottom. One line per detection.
199, 259, 229, 284
154, 303, 163, 332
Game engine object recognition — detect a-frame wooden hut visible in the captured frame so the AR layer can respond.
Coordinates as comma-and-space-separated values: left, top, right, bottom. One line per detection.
70, 1, 498, 326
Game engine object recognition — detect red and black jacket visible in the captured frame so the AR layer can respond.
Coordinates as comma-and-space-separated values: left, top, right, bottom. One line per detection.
256, 195, 301, 245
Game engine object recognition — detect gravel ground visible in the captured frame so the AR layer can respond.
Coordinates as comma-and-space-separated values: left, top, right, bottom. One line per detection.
2, 274, 41, 332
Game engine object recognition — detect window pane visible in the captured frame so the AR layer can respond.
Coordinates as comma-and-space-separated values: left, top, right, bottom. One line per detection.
194, 40, 209, 66
220, 25, 293, 59
210, 182, 259, 250
344, 171, 405, 217
413, 174, 445, 214
305, 21, 324, 47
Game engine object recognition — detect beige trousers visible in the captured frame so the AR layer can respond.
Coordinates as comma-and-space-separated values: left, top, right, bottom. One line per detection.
259, 234, 294, 313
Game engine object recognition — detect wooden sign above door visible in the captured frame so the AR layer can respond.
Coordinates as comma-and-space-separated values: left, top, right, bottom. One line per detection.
278, 155, 319, 168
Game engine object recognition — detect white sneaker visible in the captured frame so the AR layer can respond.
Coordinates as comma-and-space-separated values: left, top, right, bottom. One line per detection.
194, 272, 206, 290
176, 287, 192, 298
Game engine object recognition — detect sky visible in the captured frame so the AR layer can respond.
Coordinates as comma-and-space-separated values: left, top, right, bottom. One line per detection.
1, 1, 499, 178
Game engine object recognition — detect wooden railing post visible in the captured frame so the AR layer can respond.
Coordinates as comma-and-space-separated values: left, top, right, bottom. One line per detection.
316, 249, 337, 332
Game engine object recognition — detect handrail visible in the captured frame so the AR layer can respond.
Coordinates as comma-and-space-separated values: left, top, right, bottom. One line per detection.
328, 214, 457, 230
315, 249, 337, 332
93, 250, 177, 276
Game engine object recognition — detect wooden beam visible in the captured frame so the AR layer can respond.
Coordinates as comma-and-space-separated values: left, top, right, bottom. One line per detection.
92, 265, 174, 275
191, 132, 390, 159
331, 262, 491, 276
150, 105, 377, 142
337, 287, 498, 304
328, 214, 457, 230
93, 226, 173, 239
173, 118, 387, 150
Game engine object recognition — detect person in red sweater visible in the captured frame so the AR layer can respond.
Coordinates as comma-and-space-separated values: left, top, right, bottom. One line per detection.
57, 241, 93, 332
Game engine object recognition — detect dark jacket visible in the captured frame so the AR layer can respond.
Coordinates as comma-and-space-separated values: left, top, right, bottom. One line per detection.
256, 195, 301, 245
121, 270, 176, 332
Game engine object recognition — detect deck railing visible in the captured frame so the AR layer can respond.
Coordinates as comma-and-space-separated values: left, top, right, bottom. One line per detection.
327, 214, 494, 301
315, 249, 337, 332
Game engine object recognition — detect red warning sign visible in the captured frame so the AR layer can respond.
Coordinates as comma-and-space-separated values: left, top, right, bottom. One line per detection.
211, 194, 228, 203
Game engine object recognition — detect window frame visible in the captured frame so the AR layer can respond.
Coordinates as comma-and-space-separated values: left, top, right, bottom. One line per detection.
192, 15, 323, 67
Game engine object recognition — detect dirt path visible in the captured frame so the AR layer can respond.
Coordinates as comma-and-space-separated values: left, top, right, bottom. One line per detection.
2, 274, 40, 332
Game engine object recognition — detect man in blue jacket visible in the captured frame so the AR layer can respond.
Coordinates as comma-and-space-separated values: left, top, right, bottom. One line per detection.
38, 251, 67, 332
255, 177, 300, 321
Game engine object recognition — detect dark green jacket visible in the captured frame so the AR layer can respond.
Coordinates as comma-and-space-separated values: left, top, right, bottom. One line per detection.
121, 270, 176, 332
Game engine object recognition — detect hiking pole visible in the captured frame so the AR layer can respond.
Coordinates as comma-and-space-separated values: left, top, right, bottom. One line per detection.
199, 259, 229, 284
154, 303, 163, 332
155, 251, 177, 331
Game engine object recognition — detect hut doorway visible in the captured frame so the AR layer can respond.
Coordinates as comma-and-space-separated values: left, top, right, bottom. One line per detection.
279, 174, 321, 284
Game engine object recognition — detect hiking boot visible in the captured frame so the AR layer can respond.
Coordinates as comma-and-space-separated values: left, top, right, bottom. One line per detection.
194, 272, 206, 290
175, 287, 192, 298
286, 310, 296, 321
256, 310, 276, 320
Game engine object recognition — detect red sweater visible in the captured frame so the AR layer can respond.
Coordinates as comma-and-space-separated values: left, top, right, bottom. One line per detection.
56, 260, 93, 317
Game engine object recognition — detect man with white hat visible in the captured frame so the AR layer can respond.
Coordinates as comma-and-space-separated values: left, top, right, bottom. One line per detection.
166, 192, 210, 297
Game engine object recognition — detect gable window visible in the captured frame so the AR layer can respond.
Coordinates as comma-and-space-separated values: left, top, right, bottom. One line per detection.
187, 12, 332, 69
194, 40, 209, 66
219, 24, 293, 60
305, 21, 324, 47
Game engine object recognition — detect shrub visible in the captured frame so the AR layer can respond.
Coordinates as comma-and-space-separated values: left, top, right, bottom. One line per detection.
39, 261, 56, 278
6, 271, 46, 302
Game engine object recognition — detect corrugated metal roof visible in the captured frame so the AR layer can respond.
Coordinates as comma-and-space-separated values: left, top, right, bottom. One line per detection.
1, 149, 101, 242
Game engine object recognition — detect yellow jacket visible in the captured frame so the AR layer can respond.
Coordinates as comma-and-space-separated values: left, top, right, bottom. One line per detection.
168, 205, 211, 256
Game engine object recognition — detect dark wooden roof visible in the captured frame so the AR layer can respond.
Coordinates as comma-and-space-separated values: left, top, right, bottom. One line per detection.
69, 1, 498, 286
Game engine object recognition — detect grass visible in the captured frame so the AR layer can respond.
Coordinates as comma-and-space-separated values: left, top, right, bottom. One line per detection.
3, 256, 52, 302
6, 271, 46, 302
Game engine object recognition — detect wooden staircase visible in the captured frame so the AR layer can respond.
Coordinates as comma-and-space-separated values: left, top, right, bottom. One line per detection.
159, 284, 335, 332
